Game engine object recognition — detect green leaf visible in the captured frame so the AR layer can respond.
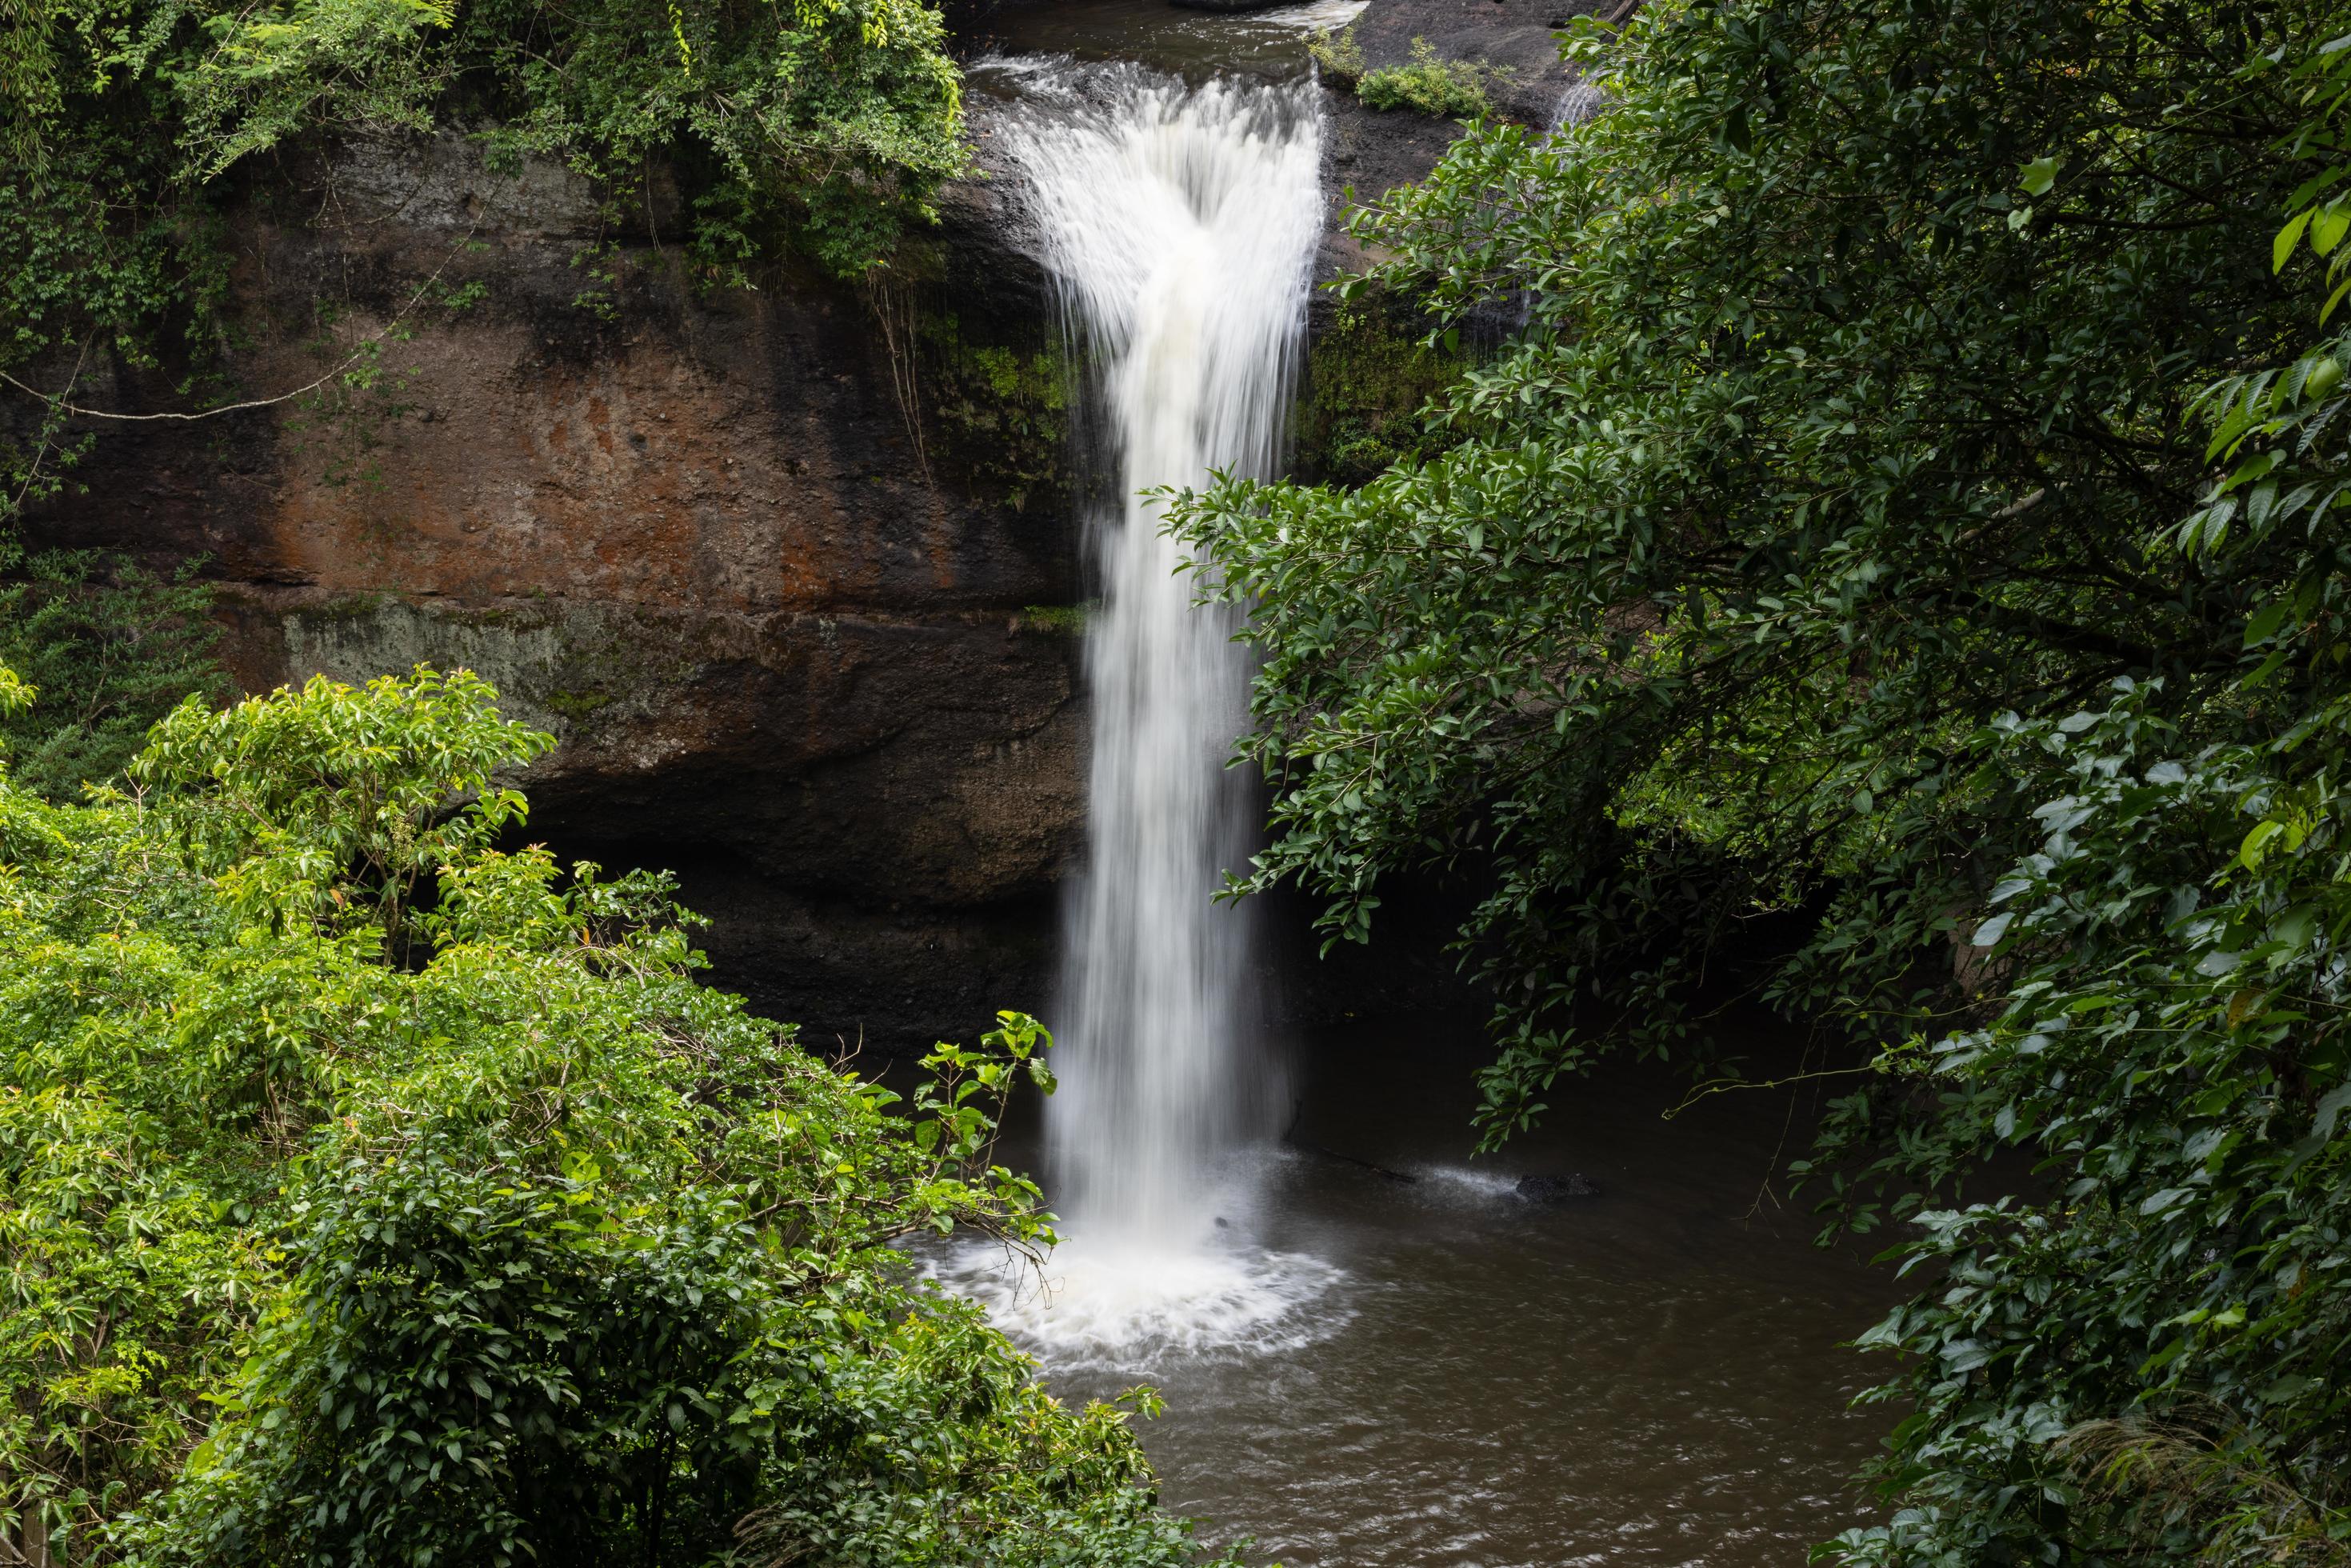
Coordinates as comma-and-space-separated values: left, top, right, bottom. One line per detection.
2277, 208, 2315, 272
2312, 202, 2351, 257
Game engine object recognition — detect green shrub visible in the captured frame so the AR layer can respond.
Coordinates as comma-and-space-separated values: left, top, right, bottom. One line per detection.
1174, 0, 2351, 1558
0, 664, 1231, 1566
1306, 22, 1365, 89
1356, 39, 1504, 119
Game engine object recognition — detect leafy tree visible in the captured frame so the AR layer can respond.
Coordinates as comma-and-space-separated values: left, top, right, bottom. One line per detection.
0, 664, 1224, 1566
1173, 0, 2351, 1558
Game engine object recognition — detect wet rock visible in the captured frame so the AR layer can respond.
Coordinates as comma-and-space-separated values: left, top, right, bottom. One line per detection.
19, 19, 1568, 1053
1515, 1172, 1604, 1202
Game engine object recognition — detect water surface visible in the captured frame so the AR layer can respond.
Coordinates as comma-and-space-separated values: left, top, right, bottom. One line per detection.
939, 22, 1897, 1563
965, 0, 1365, 86
943, 1022, 1900, 1567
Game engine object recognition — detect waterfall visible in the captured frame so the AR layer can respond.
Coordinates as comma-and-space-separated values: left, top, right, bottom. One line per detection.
1018, 72, 1321, 1242
941, 67, 1341, 1368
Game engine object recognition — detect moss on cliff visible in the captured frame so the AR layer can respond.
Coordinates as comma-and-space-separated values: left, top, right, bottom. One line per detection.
1296, 291, 1465, 486
920, 312, 1071, 513
1017, 603, 1094, 637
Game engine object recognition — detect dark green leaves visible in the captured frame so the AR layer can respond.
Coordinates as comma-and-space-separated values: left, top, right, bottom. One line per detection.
1171, 0, 2351, 1560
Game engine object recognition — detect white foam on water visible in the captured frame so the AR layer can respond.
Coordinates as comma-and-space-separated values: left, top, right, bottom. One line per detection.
1259, 0, 1371, 32
1417, 1164, 1524, 1201
934, 1237, 1350, 1374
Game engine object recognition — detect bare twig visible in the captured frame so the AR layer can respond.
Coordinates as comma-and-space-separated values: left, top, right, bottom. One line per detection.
1661, 1062, 1877, 1121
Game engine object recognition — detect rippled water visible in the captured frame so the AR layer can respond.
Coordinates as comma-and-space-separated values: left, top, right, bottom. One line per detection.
965, 0, 1365, 86
934, 1023, 1901, 1566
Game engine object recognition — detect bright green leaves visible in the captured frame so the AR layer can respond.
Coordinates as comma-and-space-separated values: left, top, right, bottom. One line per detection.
1355, 37, 1506, 119
122, 666, 547, 950
898, 1011, 1057, 1243
178, 0, 458, 178
0, 671, 1209, 1567
2271, 30, 2351, 322
2176, 331, 2351, 557
2276, 206, 2317, 272
0, 550, 225, 801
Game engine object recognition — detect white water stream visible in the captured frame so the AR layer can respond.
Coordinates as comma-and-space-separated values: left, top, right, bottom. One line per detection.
942, 68, 1337, 1366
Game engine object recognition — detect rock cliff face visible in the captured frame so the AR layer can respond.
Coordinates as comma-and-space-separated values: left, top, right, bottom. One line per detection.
24, 0, 1565, 1046
32, 126, 1084, 1046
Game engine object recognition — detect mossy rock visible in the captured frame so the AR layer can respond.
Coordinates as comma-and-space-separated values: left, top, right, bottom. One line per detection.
1297, 289, 1466, 486
918, 311, 1072, 513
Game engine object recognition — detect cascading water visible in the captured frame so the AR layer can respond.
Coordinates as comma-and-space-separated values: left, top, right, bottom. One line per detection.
1029, 74, 1317, 1241
939, 66, 1342, 1367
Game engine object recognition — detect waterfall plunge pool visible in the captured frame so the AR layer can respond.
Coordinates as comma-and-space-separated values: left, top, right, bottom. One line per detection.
924, 1019, 1900, 1568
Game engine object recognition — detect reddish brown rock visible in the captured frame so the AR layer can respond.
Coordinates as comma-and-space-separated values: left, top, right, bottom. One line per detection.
26, 131, 1082, 1049
22, 4, 1529, 1046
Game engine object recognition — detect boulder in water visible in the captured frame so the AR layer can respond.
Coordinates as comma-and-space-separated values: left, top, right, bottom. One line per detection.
1515, 1172, 1603, 1202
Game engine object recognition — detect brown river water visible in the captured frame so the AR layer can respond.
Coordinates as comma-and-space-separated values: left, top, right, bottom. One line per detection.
934, 1018, 1902, 1567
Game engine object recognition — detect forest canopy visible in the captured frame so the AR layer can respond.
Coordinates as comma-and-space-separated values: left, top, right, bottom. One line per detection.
1173, 0, 2351, 1560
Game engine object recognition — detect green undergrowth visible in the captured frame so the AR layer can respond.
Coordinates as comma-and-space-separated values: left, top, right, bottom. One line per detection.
1306, 22, 1366, 89
1017, 602, 1092, 636
920, 313, 1070, 512
2, 0, 970, 532
1172, 0, 2351, 1560
0, 662, 1238, 1566
0, 546, 225, 801
1357, 39, 1510, 119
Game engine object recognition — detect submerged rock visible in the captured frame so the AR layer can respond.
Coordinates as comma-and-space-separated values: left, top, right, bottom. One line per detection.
1515, 1172, 1603, 1202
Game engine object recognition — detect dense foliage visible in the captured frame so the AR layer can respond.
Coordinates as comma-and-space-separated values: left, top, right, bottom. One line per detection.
0, 665, 1225, 1566
1307, 26, 1505, 118
1175, 0, 2351, 1560
0, 547, 223, 800
1355, 39, 1502, 120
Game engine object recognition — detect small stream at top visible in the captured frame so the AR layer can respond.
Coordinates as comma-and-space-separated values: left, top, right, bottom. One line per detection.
965, 0, 1368, 85
931, 18, 1895, 1563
